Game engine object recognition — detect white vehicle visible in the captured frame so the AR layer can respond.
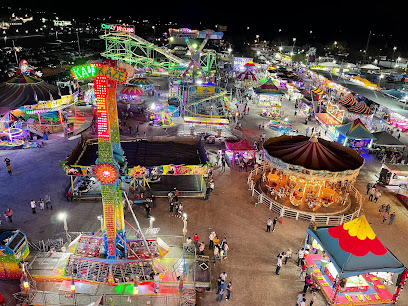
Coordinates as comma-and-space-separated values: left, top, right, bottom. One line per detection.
379, 163, 408, 189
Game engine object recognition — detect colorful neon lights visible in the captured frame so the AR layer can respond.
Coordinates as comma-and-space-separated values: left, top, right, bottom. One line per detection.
71, 64, 98, 80
94, 162, 119, 185
94, 76, 110, 140
101, 23, 135, 34
71, 63, 127, 83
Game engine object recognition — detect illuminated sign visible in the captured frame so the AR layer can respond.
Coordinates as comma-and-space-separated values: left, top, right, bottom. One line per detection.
101, 23, 134, 34
94, 76, 110, 140
71, 64, 98, 80
53, 20, 72, 27
71, 63, 127, 83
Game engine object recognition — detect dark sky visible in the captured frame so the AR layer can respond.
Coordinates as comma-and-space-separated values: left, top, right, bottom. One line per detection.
5, 0, 407, 49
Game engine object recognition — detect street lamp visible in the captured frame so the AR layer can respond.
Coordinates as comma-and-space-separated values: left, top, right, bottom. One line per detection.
58, 212, 71, 243
392, 46, 397, 63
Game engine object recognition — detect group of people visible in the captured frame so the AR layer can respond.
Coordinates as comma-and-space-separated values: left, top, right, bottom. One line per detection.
366, 183, 382, 203
379, 204, 396, 224
216, 272, 232, 302
167, 188, 185, 217
1, 208, 13, 224
208, 231, 229, 263
30, 195, 52, 214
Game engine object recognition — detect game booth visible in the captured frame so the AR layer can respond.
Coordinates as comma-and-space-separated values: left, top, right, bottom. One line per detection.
305, 216, 407, 305
255, 79, 284, 118
224, 139, 256, 167
315, 101, 345, 139
334, 119, 376, 153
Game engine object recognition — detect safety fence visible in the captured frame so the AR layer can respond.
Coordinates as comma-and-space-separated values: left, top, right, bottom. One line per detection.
247, 169, 362, 226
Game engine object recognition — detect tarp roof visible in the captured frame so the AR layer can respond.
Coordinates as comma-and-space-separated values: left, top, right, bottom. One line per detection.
307, 215, 405, 278
335, 118, 376, 140
360, 64, 381, 70
372, 131, 406, 147
382, 89, 407, 100
225, 139, 255, 151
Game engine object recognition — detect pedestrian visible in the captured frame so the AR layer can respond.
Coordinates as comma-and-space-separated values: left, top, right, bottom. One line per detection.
44, 194, 52, 210
226, 281, 232, 301
366, 182, 372, 195
177, 275, 183, 293
193, 233, 199, 246
303, 275, 313, 293
5, 208, 13, 223
299, 262, 307, 278
374, 190, 381, 203
213, 236, 220, 248
39, 199, 45, 210
306, 127, 310, 136
266, 217, 272, 232
368, 187, 376, 201
284, 248, 292, 265
309, 292, 317, 306
205, 185, 211, 200
213, 245, 220, 263
6, 164, 12, 176
382, 210, 389, 223
272, 217, 278, 232
294, 110, 297, 117
220, 272, 227, 282
300, 298, 307, 306
221, 157, 226, 172
145, 203, 151, 219
174, 203, 179, 217
169, 201, 174, 216
216, 276, 222, 294
153, 273, 160, 293
209, 231, 216, 250
223, 241, 229, 259
151, 194, 156, 208
296, 293, 306, 306
199, 242, 205, 255
276, 255, 283, 275
389, 212, 396, 225
30, 200, 36, 214
217, 280, 225, 302
167, 191, 173, 205
297, 248, 305, 266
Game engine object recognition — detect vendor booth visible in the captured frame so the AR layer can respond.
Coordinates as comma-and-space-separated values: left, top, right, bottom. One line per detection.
334, 119, 376, 153
315, 101, 345, 139
224, 139, 256, 167
254, 79, 284, 118
379, 163, 408, 189
305, 216, 407, 305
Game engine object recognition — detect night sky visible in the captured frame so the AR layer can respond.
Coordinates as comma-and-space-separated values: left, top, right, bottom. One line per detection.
5, 0, 408, 50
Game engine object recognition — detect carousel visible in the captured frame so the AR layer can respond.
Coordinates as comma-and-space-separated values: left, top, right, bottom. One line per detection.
259, 134, 364, 214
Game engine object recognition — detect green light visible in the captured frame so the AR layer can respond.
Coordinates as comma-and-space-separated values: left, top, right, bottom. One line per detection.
192, 43, 198, 49
71, 64, 98, 80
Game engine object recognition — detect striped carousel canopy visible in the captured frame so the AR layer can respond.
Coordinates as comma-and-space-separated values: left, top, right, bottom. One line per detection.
120, 85, 144, 96
311, 87, 324, 95
338, 95, 357, 106
127, 77, 154, 86
263, 134, 364, 172
0, 74, 59, 108
337, 95, 371, 114
236, 69, 258, 82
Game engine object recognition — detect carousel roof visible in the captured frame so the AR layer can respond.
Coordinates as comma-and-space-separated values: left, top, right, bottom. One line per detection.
120, 85, 144, 96
127, 77, 154, 86
337, 95, 371, 114
307, 215, 405, 278
336, 119, 376, 140
0, 74, 59, 108
225, 139, 255, 151
263, 134, 364, 172
236, 70, 258, 82
254, 78, 283, 94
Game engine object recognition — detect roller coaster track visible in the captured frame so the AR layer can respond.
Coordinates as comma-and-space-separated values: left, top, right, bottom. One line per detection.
184, 85, 231, 118
100, 32, 186, 69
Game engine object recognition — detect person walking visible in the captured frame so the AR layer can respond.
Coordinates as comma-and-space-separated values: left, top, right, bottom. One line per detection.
209, 231, 216, 250
272, 217, 278, 232
6, 164, 12, 176
309, 292, 317, 306
299, 262, 307, 278
177, 275, 183, 293
368, 187, 376, 201
382, 210, 389, 223
153, 273, 160, 293
5, 158, 11, 175
366, 182, 372, 195
217, 280, 225, 302
374, 190, 381, 203
276, 255, 283, 275
266, 218, 272, 232
284, 248, 292, 265
297, 248, 305, 266
44, 194, 52, 210
145, 203, 151, 219
296, 293, 306, 306
169, 200, 174, 216
389, 212, 396, 225
213, 245, 220, 263
226, 281, 232, 301
193, 233, 199, 246
223, 241, 229, 259
216, 276, 222, 294
199, 242, 205, 255
39, 199, 45, 210
221, 157, 226, 172
30, 200, 37, 214
5, 208, 13, 223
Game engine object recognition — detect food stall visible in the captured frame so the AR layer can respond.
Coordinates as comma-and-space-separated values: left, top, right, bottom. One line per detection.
224, 139, 256, 167
305, 216, 407, 305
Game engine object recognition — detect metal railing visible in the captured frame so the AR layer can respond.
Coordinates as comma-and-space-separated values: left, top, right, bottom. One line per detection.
248, 169, 361, 226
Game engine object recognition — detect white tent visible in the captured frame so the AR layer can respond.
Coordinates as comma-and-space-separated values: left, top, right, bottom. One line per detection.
360, 64, 380, 70
318, 61, 340, 68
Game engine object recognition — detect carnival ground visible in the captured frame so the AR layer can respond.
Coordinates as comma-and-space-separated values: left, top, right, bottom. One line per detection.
1, 78, 408, 305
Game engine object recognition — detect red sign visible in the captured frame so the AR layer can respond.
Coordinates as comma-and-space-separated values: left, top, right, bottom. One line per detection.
94, 76, 110, 140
